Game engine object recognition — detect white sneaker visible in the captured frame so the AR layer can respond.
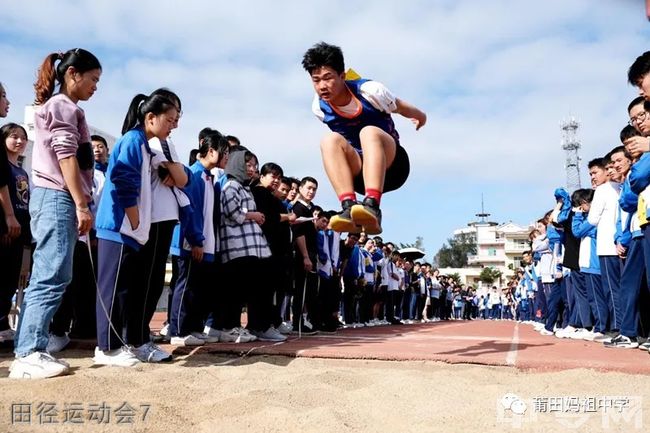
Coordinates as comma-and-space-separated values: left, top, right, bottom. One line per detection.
567, 328, 589, 340
0, 328, 16, 342
236, 327, 257, 342
9, 352, 69, 379
134, 342, 172, 362
192, 332, 219, 344
93, 346, 140, 367
251, 327, 287, 342
277, 322, 293, 335
159, 323, 169, 337
170, 334, 205, 346
203, 326, 221, 338
539, 328, 554, 336
46, 333, 70, 353
554, 326, 575, 339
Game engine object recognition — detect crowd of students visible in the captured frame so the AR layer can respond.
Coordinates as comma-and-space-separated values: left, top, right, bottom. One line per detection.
497, 50, 650, 354
3, 47, 650, 379
0, 46, 424, 380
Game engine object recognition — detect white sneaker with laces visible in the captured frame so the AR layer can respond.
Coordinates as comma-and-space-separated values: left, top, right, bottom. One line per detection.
159, 323, 169, 337
277, 322, 293, 335
218, 328, 245, 343
0, 328, 16, 342
170, 334, 205, 346
46, 333, 71, 353
236, 327, 257, 342
93, 346, 140, 367
134, 342, 172, 362
251, 327, 287, 342
539, 328, 554, 336
9, 351, 69, 379
193, 332, 219, 344
554, 326, 576, 339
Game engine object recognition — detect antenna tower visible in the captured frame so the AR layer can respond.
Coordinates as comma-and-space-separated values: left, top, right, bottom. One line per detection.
560, 116, 582, 192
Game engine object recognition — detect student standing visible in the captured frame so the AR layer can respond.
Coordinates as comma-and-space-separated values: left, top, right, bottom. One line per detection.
0, 123, 30, 344
10, 49, 101, 379
168, 132, 229, 346
94, 92, 179, 367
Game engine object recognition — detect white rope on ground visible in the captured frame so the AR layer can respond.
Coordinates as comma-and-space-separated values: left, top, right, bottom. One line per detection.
505, 322, 519, 366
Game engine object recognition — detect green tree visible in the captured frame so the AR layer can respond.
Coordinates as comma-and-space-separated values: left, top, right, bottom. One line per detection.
435, 233, 477, 268
398, 236, 425, 252
447, 272, 462, 286
479, 267, 503, 286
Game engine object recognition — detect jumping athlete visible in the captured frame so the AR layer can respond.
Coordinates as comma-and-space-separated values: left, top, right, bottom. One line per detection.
302, 42, 426, 234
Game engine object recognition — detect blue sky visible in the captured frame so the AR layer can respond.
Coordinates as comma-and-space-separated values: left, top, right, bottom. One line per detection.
0, 0, 649, 260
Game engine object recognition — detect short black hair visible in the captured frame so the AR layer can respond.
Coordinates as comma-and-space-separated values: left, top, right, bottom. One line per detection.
609, 144, 632, 162
620, 124, 640, 142
279, 176, 292, 186
571, 188, 594, 207
199, 127, 218, 144
628, 51, 650, 85
300, 176, 318, 187
225, 135, 240, 146
260, 162, 283, 177
302, 42, 345, 75
627, 96, 646, 113
288, 177, 300, 187
91, 134, 107, 147
588, 157, 606, 170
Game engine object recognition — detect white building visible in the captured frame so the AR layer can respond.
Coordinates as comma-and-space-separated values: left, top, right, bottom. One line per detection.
20, 105, 116, 173
438, 212, 533, 291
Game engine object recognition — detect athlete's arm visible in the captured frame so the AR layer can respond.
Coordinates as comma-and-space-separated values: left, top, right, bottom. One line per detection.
394, 98, 427, 131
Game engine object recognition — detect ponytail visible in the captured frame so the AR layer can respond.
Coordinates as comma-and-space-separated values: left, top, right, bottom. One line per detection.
33, 48, 101, 105
34, 53, 61, 104
197, 130, 229, 160
121, 92, 179, 135
121, 94, 148, 134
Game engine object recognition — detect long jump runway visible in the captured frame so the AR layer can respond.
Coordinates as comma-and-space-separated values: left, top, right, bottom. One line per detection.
159, 318, 650, 374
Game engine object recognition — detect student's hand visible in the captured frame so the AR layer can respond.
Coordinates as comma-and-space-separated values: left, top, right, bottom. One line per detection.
616, 243, 627, 259
4, 213, 21, 239
161, 174, 175, 187
411, 113, 427, 131
248, 212, 265, 225
76, 207, 93, 236
303, 256, 313, 272
192, 246, 204, 262
624, 136, 650, 158
287, 213, 297, 224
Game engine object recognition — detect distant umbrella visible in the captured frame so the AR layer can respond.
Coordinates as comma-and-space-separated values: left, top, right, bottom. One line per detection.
398, 247, 425, 261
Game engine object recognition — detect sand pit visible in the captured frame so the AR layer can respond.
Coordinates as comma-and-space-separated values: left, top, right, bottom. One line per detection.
1, 348, 649, 433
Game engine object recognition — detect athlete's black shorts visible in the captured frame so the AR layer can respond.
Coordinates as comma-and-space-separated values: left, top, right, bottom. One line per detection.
353, 144, 410, 194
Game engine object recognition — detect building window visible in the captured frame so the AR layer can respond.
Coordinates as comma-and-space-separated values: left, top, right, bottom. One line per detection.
488, 248, 496, 256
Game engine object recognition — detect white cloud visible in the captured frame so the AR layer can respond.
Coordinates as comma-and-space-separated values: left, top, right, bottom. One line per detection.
0, 0, 646, 253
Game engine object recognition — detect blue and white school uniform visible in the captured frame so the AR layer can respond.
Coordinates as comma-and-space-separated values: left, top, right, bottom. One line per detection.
168, 161, 215, 337
588, 181, 623, 331
572, 211, 607, 333
95, 127, 154, 351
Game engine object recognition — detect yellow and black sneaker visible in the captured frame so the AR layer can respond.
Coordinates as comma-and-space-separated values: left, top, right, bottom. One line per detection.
351, 197, 382, 235
329, 199, 361, 233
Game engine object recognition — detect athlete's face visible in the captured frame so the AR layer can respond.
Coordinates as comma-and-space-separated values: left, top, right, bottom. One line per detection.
310, 66, 346, 103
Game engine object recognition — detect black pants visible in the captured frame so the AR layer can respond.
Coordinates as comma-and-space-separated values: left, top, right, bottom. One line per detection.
51, 240, 97, 338
318, 275, 341, 329
214, 256, 270, 332
269, 254, 292, 328
169, 256, 214, 336
96, 239, 139, 351
342, 277, 359, 324
0, 238, 27, 331
126, 221, 175, 347
292, 260, 319, 329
